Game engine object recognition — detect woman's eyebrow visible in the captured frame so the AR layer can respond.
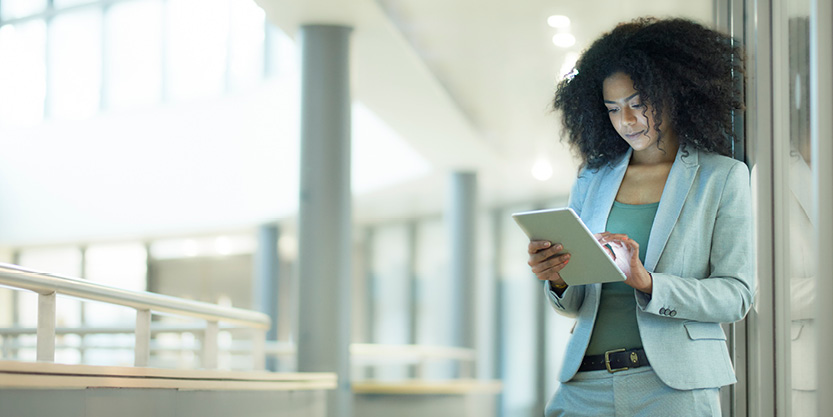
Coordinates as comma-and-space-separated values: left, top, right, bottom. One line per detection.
604, 92, 639, 104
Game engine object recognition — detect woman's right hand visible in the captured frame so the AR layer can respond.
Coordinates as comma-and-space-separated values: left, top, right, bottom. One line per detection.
527, 240, 571, 287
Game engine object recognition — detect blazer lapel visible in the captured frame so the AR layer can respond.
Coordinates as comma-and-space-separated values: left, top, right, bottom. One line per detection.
644, 147, 700, 272
585, 149, 631, 234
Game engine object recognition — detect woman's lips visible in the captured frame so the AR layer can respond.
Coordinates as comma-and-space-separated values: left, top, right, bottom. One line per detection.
625, 130, 645, 140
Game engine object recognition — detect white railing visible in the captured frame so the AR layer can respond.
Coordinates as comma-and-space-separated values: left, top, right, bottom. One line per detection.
0, 326, 476, 378
0, 263, 270, 370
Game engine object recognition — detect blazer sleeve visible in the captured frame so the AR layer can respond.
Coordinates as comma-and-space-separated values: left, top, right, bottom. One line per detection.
636, 161, 755, 323
545, 170, 591, 316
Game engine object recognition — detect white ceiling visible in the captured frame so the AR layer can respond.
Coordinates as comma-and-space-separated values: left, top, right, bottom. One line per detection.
0, 0, 715, 246
257, 0, 714, 222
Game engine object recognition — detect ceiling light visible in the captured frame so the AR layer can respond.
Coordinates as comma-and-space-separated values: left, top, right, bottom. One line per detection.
532, 158, 553, 181
547, 15, 571, 29
552, 33, 576, 48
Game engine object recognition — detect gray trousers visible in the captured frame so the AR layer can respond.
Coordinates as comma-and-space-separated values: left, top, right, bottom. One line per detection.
545, 366, 721, 417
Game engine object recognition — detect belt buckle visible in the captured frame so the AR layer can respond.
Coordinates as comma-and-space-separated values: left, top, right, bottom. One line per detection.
604, 348, 628, 373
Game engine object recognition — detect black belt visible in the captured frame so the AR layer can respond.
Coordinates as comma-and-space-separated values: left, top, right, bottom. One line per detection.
578, 348, 649, 373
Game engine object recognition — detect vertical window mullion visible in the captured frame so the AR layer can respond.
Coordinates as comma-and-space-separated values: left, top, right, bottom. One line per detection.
43, 1, 53, 119
99, 2, 108, 110
159, 0, 168, 103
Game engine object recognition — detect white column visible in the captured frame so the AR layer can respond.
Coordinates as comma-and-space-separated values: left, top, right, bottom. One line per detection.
134, 309, 151, 367
36, 292, 56, 362
296, 24, 353, 417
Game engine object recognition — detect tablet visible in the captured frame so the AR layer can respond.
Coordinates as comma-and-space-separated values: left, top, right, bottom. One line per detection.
512, 207, 626, 286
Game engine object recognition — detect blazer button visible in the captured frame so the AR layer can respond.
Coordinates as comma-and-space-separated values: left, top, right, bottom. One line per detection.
670, 310, 677, 317
659, 308, 667, 315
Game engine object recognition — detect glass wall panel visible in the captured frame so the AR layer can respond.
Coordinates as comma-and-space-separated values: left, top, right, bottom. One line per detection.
414, 218, 453, 379
166, 0, 229, 101
369, 223, 410, 380
499, 206, 541, 417
0, 21, 46, 127
105, 0, 163, 109
785, 2, 816, 416
265, 23, 297, 79
228, 0, 265, 91
53, 0, 96, 9
0, 0, 47, 20
49, 8, 102, 120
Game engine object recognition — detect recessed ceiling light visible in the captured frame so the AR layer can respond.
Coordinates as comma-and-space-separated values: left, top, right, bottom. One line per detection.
552, 33, 576, 48
547, 15, 571, 29
532, 158, 553, 181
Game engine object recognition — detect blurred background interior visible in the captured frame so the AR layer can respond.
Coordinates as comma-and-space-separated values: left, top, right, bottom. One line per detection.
0, 1, 825, 417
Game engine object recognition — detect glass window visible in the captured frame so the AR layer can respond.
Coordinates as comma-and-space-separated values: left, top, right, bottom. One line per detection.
166, 0, 229, 101
104, 0, 163, 109
369, 223, 411, 380
0, 0, 47, 20
53, 0, 97, 9
48, 8, 102, 120
265, 23, 297, 79
415, 218, 453, 379
0, 21, 46, 128
228, 0, 264, 91
785, 3, 816, 416
499, 205, 542, 416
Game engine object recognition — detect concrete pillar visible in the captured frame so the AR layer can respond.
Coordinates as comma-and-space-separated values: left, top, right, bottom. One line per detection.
296, 24, 353, 417
254, 223, 280, 371
447, 171, 477, 352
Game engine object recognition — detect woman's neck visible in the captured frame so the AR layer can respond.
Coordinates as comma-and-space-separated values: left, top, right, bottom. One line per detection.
631, 134, 679, 166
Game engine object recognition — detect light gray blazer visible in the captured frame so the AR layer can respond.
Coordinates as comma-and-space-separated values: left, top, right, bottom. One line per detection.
547, 147, 755, 390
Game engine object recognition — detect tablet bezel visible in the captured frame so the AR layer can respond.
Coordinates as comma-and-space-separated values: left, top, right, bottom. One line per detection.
512, 207, 627, 286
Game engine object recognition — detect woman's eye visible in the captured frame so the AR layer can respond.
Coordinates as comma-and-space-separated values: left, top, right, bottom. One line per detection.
631, 103, 643, 108
607, 108, 618, 113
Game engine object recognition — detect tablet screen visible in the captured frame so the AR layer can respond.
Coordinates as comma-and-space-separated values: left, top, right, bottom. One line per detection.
512, 208, 626, 286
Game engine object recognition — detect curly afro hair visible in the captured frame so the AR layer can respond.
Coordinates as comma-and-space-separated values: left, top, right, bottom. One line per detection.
553, 18, 744, 169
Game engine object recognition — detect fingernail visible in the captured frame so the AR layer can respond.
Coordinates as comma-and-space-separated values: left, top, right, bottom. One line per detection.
544, 242, 551, 247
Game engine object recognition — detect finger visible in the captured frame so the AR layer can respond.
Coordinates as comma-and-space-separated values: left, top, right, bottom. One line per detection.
531, 254, 570, 275
531, 252, 572, 274
598, 233, 630, 244
528, 240, 552, 254
626, 240, 640, 259
528, 243, 564, 266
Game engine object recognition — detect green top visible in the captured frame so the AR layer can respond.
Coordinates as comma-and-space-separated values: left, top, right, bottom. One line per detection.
584, 200, 659, 356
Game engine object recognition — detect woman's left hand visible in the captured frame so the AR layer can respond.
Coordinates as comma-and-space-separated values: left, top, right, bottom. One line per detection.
597, 232, 653, 294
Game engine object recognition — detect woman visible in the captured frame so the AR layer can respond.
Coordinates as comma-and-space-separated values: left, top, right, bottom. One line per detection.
528, 18, 754, 416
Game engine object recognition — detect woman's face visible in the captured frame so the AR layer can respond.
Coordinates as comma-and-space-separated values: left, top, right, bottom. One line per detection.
602, 72, 670, 152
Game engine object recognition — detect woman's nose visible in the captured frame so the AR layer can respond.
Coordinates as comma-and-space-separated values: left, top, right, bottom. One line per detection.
622, 108, 637, 126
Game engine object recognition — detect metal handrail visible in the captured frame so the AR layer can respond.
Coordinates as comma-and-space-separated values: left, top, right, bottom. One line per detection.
0, 262, 269, 369
0, 263, 269, 328
0, 324, 252, 336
